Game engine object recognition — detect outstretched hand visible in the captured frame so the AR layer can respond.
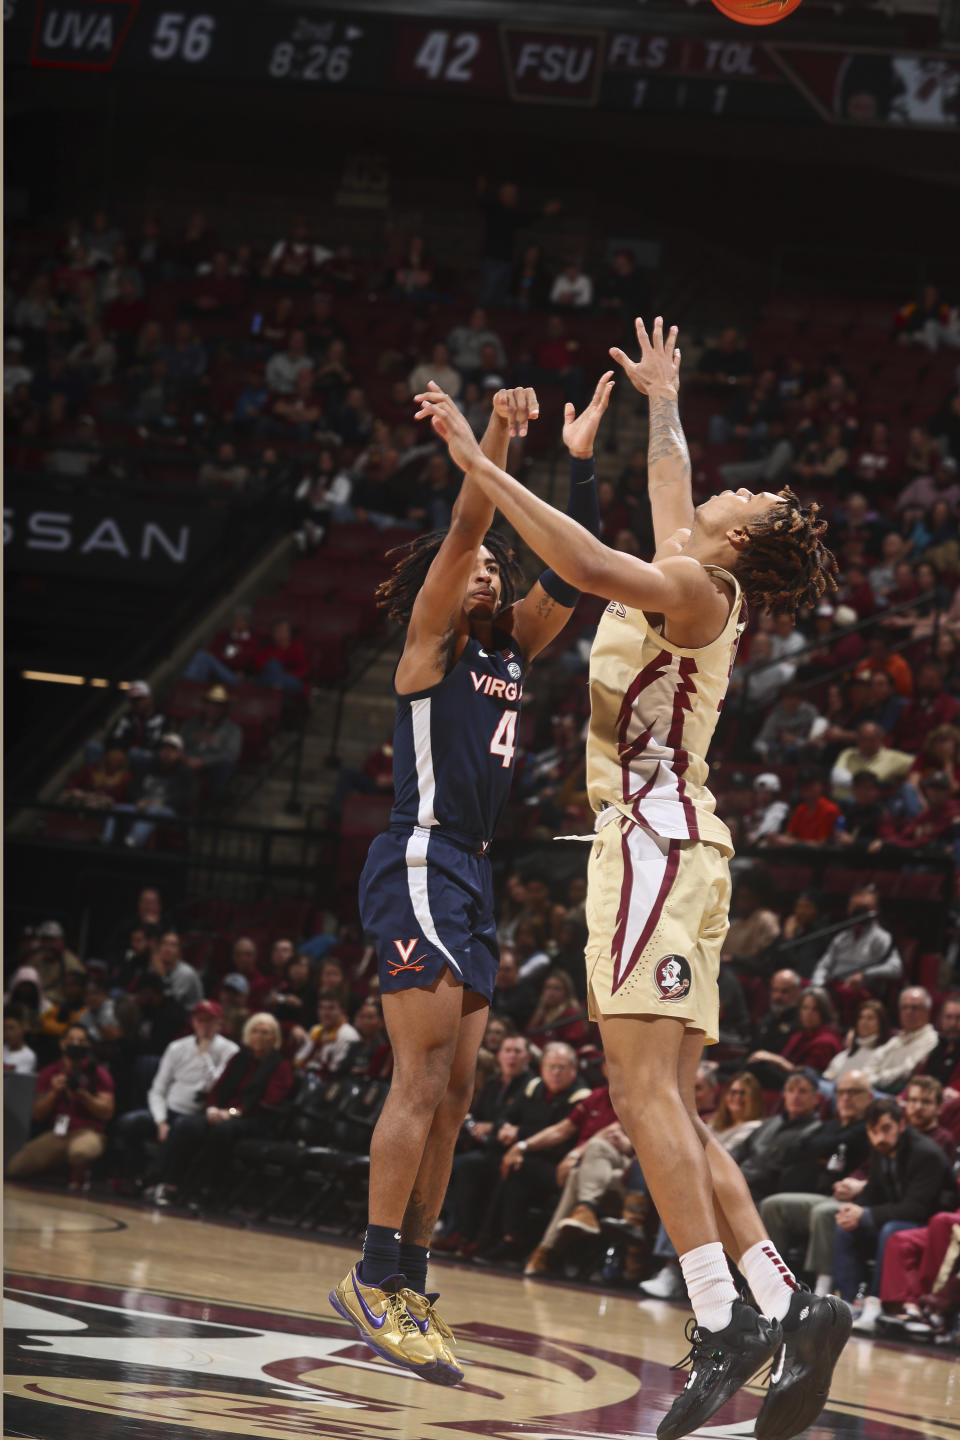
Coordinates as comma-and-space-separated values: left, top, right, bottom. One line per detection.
610, 316, 680, 397
562, 370, 615, 458
414, 382, 483, 471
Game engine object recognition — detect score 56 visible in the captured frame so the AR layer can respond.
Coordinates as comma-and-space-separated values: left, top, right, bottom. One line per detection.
150, 12, 216, 62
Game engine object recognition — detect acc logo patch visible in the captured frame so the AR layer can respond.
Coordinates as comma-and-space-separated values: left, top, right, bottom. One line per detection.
507, 661, 522, 680
654, 954, 691, 1001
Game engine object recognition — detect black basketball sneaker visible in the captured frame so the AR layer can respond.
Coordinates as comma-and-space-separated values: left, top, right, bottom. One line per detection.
754, 1287, 853, 1440
657, 1298, 782, 1440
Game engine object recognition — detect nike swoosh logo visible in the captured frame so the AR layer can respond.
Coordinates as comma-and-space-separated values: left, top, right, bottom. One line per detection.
770, 1344, 786, 1385
477, 648, 489, 658
352, 1270, 386, 1329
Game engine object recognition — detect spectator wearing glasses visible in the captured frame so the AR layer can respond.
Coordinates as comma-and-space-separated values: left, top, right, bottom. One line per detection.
871, 989, 939, 1093
758, 1071, 874, 1295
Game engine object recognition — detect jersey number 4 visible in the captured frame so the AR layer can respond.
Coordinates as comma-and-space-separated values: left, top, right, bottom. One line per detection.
489, 710, 518, 768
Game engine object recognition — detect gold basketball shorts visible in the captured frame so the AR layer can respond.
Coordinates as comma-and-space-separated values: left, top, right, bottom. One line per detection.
584, 815, 731, 1045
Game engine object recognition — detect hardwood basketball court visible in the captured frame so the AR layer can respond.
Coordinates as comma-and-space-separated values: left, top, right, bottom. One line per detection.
4, 1189, 957, 1439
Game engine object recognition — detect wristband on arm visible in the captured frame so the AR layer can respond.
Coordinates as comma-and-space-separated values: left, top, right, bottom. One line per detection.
538, 454, 599, 609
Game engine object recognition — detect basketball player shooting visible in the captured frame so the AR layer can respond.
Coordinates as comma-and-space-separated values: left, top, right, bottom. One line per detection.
415, 317, 849, 1440
330, 377, 614, 1383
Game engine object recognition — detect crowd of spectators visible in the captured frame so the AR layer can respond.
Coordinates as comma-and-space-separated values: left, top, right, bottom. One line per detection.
4, 862, 959, 1345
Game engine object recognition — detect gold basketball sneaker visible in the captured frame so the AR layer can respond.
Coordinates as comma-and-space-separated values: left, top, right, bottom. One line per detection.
328, 1266, 437, 1378
402, 1289, 464, 1385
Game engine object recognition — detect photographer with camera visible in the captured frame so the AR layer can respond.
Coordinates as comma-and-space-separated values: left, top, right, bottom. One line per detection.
6, 1023, 115, 1189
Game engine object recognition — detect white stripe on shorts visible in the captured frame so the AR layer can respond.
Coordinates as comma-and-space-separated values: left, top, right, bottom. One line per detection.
612, 824, 672, 993
404, 827, 463, 977
410, 698, 437, 828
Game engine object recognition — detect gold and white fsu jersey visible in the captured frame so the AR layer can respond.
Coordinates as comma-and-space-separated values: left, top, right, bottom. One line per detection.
586, 563, 747, 855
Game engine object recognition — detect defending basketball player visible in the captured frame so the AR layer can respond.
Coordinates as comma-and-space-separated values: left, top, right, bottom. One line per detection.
330, 377, 614, 1383
415, 319, 850, 1440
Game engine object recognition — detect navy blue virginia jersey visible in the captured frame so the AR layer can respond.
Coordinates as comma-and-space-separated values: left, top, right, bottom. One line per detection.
390, 630, 525, 849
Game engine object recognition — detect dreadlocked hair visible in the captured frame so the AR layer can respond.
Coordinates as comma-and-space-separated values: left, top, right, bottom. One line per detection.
375, 528, 526, 626
733, 486, 839, 617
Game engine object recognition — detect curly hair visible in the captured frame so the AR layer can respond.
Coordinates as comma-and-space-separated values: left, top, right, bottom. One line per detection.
375, 528, 525, 626
733, 486, 838, 616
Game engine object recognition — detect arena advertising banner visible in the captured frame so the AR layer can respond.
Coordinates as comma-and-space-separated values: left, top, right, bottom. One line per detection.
5, 0, 959, 128
3, 492, 221, 585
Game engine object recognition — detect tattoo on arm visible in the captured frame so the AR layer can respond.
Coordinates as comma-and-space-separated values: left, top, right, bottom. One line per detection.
402, 1187, 438, 1247
647, 394, 691, 478
535, 592, 558, 620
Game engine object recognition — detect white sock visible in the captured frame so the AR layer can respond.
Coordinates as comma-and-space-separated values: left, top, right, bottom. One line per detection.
815, 1273, 832, 1297
739, 1240, 798, 1322
859, 1294, 881, 1315
679, 1242, 738, 1333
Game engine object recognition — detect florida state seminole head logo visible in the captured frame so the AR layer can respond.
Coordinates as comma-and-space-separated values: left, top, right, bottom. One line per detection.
654, 954, 691, 1001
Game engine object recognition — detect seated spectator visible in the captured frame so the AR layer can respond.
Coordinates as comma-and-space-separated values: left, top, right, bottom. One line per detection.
915, 993, 960, 1098
549, 257, 593, 309
407, 342, 462, 400
518, 314, 585, 407
330, 385, 373, 446
792, 422, 850, 490
747, 988, 842, 1088
341, 998, 391, 1079
293, 991, 360, 1078
870, 770, 960, 858
260, 296, 296, 347
254, 618, 309, 697
292, 452, 352, 553
758, 1069, 874, 1290
730, 632, 794, 710
265, 330, 313, 395
152, 1012, 293, 1208
878, 1207, 960, 1338
769, 892, 827, 979
216, 973, 251, 1043
162, 320, 207, 393
61, 746, 132, 810
446, 307, 506, 378
751, 969, 802, 1056
260, 366, 323, 440
730, 1068, 824, 1202
709, 1072, 766, 1151
868, 532, 909, 606
490, 950, 539, 1033
895, 283, 952, 350
17, 922, 84, 1008
830, 721, 914, 800
851, 420, 901, 493
894, 661, 959, 752
439, 1033, 533, 1251
262, 215, 332, 281
871, 988, 939, 1093
101, 734, 197, 848
312, 338, 353, 408
388, 233, 438, 302
152, 930, 203, 1013
903, 1076, 956, 1163
720, 870, 781, 969
181, 686, 243, 798
694, 327, 754, 388
596, 247, 649, 334
752, 686, 820, 762
823, 999, 893, 1085
812, 889, 902, 1024
190, 251, 244, 315
76, 974, 120, 1044
524, 1102, 635, 1274
113, 999, 238, 1194
861, 669, 907, 738
524, 970, 588, 1053
742, 772, 789, 847
67, 321, 116, 387
265, 953, 319, 1034
198, 441, 250, 491
36, 969, 88, 1051
840, 1098, 957, 1331
6, 1023, 115, 1188
769, 769, 843, 848
128, 971, 188, 1067
510, 242, 551, 312
513, 921, 552, 986
474, 1042, 590, 1262
326, 737, 394, 827
227, 937, 271, 1010
92, 680, 170, 767
185, 606, 260, 688
4, 1008, 38, 1075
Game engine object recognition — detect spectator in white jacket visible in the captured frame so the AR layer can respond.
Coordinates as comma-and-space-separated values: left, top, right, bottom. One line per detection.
550, 259, 594, 310
113, 1000, 238, 1189
870, 988, 939, 1093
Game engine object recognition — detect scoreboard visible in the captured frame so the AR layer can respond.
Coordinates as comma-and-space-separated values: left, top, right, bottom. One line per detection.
5, 0, 960, 128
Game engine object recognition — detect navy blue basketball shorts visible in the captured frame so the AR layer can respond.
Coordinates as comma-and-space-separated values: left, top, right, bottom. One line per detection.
359, 825, 500, 1003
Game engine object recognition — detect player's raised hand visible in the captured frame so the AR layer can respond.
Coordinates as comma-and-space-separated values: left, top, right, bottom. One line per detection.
609, 316, 681, 397
414, 383, 483, 471
562, 370, 615, 458
492, 385, 540, 439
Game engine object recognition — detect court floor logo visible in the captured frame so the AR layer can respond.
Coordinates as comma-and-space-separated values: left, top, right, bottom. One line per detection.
4, 1274, 952, 1440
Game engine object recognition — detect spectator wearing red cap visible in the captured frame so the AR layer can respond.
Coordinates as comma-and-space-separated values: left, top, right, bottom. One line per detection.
113, 1000, 238, 1193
